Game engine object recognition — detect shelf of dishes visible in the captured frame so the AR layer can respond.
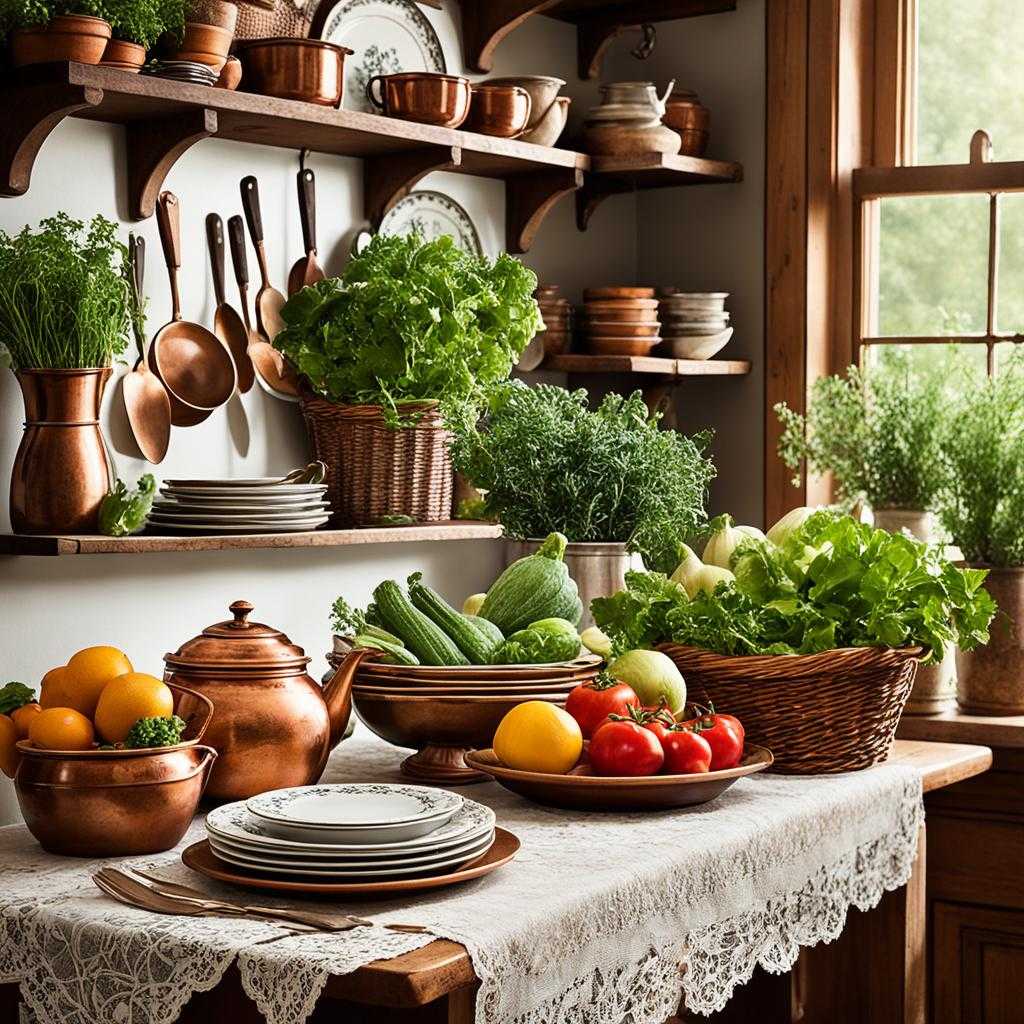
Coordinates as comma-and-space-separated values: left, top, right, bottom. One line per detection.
538, 355, 752, 377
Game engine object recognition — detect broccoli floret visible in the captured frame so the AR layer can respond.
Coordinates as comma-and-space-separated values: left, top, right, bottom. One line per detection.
124, 715, 187, 749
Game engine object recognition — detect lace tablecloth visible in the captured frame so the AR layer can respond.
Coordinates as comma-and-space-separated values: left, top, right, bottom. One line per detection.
0, 726, 924, 1024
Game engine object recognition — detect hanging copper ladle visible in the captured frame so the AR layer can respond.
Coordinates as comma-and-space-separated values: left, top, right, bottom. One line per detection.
121, 234, 172, 463
287, 158, 326, 296
205, 212, 255, 394
149, 191, 237, 427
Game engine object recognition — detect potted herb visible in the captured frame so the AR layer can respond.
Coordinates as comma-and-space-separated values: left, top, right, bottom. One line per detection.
1, 0, 112, 66
451, 382, 716, 625
938, 361, 1024, 714
100, 0, 185, 70
0, 213, 129, 534
274, 232, 540, 526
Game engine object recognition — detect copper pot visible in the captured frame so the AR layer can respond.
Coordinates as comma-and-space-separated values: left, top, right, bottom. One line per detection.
9, 14, 111, 66
10, 367, 113, 535
663, 89, 711, 157
366, 72, 471, 128
15, 743, 217, 856
236, 38, 351, 107
163, 601, 362, 801
464, 84, 532, 138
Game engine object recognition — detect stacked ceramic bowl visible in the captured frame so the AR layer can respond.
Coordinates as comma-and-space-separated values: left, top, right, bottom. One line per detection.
535, 284, 573, 356
658, 291, 733, 359
204, 783, 497, 879
581, 287, 662, 356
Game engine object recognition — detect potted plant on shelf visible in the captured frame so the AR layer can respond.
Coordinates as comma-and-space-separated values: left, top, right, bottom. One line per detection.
938, 359, 1024, 714
0, 213, 129, 534
273, 232, 540, 527
1, 0, 112, 66
100, 0, 184, 71
450, 382, 716, 625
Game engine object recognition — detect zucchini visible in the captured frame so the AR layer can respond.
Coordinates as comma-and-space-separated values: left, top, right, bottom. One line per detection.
480, 532, 582, 634
353, 634, 420, 666
373, 580, 469, 666
408, 574, 502, 665
466, 615, 504, 647
360, 623, 404, 646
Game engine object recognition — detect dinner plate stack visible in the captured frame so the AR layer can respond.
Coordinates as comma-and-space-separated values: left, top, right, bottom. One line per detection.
580, 287, 661, 356
141, 60, 219, 86
150, 476, 330, 533
658, 291, 733, 360
205, 784, 497, 878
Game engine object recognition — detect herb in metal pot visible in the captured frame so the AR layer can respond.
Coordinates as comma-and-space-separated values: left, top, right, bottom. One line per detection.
98, 473, 156, 537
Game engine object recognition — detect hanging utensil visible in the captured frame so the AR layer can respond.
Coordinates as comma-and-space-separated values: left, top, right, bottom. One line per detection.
240, 174, 286, 340
227, 213, 301, 402
287, 165, 326, 296
205, 213, 255, 394
121, 235, 172, 463
150, 192, 237, 427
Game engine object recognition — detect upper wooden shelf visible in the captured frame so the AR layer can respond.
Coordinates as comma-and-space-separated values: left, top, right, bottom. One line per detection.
458, 0, 737, 79
540, 354, 751, 376
0, 521, 503, 557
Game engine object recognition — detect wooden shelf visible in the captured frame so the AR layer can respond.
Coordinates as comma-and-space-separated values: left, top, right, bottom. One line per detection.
0, 521, 503, 556
541, 354, 751, 376
458, 0, 737, 79
577, 153, 744, 230
897, 709, 1024, 751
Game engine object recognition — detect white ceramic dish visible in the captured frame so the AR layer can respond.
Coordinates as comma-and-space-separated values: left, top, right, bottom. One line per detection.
150, 505, 330, 521
379, 190, 483, 256
660, 327, 734, 360
160, 488, 327, 502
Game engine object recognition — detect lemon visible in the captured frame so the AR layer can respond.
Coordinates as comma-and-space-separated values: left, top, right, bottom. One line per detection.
493, 700, 582, 775
94, 672, 174, 744
65, 646, 133, 717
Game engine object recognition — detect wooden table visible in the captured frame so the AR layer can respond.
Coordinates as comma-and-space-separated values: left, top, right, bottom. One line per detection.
0, 739, 991, 1024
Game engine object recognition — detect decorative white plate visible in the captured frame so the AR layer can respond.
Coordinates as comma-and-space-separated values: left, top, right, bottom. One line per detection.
163, 477, 322, 487
160, 491, 327, 507
379, 190, 483, 257
151, 505, 330, 521
313, 0, 446, 113
161, 484, 327, 498
206, 798, 494, 854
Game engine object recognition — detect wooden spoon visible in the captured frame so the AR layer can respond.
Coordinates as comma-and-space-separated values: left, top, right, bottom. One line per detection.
287, 166, 326, 296
121, 234, 172, 463
227, 213, 301, 401
239, 174, 286, 341
205, 213, 255, 394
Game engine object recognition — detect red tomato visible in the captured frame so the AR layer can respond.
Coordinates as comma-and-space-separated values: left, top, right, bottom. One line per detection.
565, 677, 640, 738
660, 728, 712, 775
588, 719, 664, 777
640, 706, 677, 743
682, 710, 744, 770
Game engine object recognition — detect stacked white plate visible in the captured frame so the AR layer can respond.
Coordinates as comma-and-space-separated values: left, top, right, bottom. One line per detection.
150, 477, 330, 533
658, 291, 734, 360
205, 784, 496, 878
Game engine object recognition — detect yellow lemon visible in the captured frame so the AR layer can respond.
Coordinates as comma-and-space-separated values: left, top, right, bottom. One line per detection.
28, 707, 95, 751
94, 672, 174, 743
39, 666, 72, 709
64, 646, 133, 717
493, 700, 583, 775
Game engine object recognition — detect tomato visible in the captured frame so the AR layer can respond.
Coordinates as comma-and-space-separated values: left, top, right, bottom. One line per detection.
588, 719, 664, 777
565, 676, 640, 738
660, 727, 712, 775
682, 709, 744, 770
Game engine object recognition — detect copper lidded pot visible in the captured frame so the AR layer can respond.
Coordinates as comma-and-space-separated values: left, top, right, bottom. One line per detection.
163, 600, 361, 801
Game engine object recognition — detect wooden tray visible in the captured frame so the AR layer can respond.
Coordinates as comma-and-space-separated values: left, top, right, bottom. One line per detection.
181, 828, 520, 896
464, 747, 773, 811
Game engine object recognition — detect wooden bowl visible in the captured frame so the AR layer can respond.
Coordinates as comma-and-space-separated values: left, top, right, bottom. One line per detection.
585, 322, 662, 338
587, 337, 661, 356
584, 298, 659, 312
583, 287, 656, 300
582, 306, 660, 322
464, 745, 773, 810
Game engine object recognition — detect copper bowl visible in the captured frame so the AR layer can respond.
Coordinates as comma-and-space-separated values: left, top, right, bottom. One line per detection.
236, 38, 352, 107
587, 337, 660, 356
366, 71, 471, 128
664, 89, 710, 157
464, 83, 532, 138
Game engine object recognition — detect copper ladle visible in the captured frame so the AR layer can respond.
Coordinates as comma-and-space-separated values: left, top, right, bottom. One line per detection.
149, 191, 237, 427
122, 234, 172, 463
240, 174, 286, 340
205, 213, 255, 394
227, 211, 301, 401
287, 166, 326, 296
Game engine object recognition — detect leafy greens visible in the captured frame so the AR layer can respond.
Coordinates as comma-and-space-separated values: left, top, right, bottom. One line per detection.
592, 510, 997, 662
98, 474, 155, 537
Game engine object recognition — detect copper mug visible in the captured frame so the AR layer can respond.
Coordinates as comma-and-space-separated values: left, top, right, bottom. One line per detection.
366, 71, 472, 128
464, 83, 532, 138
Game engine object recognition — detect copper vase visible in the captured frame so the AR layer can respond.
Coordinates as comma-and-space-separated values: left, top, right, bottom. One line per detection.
10, 367, 113, 534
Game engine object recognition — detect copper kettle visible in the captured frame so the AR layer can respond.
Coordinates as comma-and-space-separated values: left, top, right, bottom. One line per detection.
163, 600, 370, 802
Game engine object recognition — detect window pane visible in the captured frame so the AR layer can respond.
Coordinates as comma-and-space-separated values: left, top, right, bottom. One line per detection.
998, 195, 1024, 333
877, 195, 989, 336
917, 0, 1024, 165
869, 343, 988, 388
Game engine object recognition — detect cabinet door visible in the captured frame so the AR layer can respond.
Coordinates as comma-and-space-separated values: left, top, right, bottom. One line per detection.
934, 901, 1024, 1024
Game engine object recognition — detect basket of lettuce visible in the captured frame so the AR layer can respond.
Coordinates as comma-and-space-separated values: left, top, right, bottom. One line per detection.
592, 509, 997, 773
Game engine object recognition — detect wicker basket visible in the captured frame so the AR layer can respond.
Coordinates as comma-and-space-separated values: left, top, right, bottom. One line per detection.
658, 643, 923, 774
299, 395, 453, 527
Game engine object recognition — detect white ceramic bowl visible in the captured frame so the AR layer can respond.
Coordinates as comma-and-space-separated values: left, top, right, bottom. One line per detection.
660, 327, 733, 360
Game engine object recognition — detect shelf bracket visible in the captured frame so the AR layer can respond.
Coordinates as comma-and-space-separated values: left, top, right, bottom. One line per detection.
364, 145, 462, 228
125, 109, 218, 221
575, 175, 634, 232
506, 166, 583, 254
0, 82, 103, 198
459, 0, 560, 72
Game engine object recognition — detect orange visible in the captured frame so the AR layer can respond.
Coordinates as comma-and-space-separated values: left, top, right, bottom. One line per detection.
64, 646, 133, 717
94, 672, 174, 743
493, 701, 583, 774
39, 666, 72, 709
10, 702, 42, 739
0, 715, 19, 778
28, 707, 95, 751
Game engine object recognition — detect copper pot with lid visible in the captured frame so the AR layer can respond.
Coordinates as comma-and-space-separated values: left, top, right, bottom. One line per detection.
163, 600, 363, 801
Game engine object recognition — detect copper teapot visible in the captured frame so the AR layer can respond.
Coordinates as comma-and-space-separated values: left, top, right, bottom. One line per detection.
163, 600, 369, 802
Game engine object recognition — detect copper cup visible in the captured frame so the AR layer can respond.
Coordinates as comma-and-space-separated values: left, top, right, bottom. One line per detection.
366, 72, 472, 128
237, 38, 352, 107
663, 90, 711, 157
464, 84, 532, 138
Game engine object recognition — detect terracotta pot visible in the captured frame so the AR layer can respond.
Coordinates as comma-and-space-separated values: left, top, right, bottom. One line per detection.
215, 54, 242, 90
10, 368, 113, 535
189, 0, 239, 33
872, 507, 934, 541
504, 539, 644, 629
956, 566, 1024, 715
166, 21, 233, 71
9, 14, 111, 66
100, 37, 145, 71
